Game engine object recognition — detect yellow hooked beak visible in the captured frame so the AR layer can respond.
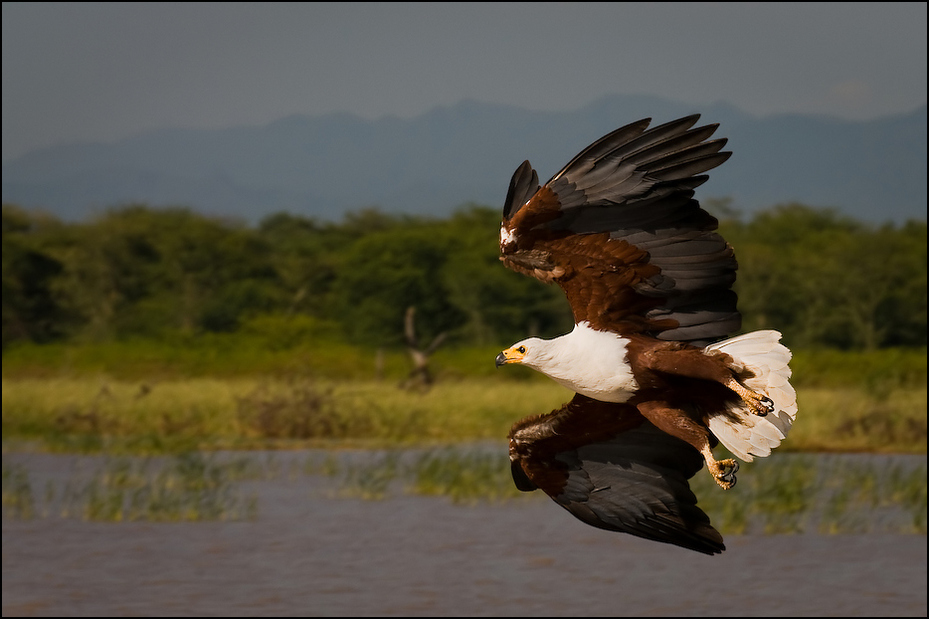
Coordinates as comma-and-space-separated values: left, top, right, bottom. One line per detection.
495, 345, 527, 368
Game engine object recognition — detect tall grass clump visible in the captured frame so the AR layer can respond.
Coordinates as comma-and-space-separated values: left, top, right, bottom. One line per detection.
2, 461, 36, 520
3, 453, 257, 522
409, 448, 521, 503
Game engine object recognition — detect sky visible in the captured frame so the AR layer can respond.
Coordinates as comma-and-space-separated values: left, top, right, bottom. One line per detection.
2, 2, 927, 163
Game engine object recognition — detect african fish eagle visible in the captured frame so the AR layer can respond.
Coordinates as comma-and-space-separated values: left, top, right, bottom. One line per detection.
495, 115, 797, 555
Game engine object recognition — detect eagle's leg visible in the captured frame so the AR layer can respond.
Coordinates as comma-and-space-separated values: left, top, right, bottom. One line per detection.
635, 400, 738, 490
723, 377, 775, 417
699, 444, 739, 490
642, 344, 774, 417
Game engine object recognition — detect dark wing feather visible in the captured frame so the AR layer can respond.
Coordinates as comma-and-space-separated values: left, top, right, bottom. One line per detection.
500, 115, 738, 344
508, 394, 724, 555
503, 161, 539, 220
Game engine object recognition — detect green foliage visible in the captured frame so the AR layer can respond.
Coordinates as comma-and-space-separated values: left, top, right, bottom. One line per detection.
439, 206, 571, 344
327, 223, 463, 344
2, 201, 926, 351
720, 203, 927, 349
2, 205, 68, 343
2, 205, 283, 343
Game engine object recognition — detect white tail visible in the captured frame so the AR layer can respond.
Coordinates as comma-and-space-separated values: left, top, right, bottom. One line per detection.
705, 330, 797, 462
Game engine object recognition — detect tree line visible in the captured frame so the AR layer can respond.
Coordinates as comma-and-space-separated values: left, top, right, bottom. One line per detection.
2, 201, 926, 351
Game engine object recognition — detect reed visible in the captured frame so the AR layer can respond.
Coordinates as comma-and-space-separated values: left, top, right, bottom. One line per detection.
1, 461, 35, 520
2, 453, 257, 522
300, 447, 927, 535
4, 448, 924, 534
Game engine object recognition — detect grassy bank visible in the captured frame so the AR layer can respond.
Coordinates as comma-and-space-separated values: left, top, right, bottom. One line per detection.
1, 376, 566, 453
4, 340, 923, 540
2, 339, 926, 454
7, 337, 921, 386
2, 375, 926, 454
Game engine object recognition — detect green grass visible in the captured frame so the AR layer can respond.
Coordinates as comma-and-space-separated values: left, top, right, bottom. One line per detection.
2, 339, 926, 454
788, 347, 928, 391
787, 387, 927, 453
3, 375, 925, 454
4, 337, 925, 386
0, 335, 414, 381
0, 376, 571, 453
0, 335, 514, 382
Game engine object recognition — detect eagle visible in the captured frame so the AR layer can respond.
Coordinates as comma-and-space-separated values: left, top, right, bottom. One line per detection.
495, 114, 797, 555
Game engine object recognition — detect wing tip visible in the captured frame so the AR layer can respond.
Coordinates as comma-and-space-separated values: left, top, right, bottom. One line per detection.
503, 160, 538, 220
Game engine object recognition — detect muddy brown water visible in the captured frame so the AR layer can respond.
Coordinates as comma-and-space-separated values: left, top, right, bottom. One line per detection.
3, 451, 926, 617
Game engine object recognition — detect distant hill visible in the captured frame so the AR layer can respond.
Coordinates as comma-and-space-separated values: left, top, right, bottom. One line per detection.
3, 95, 926, 224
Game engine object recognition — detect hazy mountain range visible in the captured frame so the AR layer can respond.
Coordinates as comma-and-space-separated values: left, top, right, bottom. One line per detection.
3, 95, 926, 224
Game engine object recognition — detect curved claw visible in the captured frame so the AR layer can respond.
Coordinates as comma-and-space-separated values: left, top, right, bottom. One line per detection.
725, 378, 775, 417
758, 396, 775, 416
711, 459, 739, 490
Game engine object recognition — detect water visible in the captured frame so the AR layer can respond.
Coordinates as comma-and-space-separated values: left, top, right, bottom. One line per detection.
3, 450, 926, 616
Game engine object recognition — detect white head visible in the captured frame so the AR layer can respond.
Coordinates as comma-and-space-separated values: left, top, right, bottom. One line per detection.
494, 323, 639, 402
494, 336, 555, 371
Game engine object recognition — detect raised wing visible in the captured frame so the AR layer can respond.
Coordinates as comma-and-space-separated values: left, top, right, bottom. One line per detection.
508, 394, 724, 555
500, 115, 739, 344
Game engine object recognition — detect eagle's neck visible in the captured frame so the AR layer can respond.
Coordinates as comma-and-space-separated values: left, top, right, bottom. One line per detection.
532, 322, 639, 403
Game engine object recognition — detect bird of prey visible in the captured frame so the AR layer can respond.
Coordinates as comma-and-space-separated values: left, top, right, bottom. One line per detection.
496, 115, 797, 555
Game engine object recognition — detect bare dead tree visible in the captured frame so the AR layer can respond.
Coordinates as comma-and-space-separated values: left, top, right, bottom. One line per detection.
400, 306, 447, 391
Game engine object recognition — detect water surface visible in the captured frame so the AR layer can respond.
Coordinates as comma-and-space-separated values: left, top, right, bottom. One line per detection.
3, 450, 926, 616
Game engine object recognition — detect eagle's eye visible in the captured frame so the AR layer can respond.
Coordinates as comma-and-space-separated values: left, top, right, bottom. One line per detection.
517, 346, 527, 354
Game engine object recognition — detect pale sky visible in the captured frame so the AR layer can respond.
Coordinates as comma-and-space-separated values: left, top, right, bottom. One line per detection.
2, 2, 927, 163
